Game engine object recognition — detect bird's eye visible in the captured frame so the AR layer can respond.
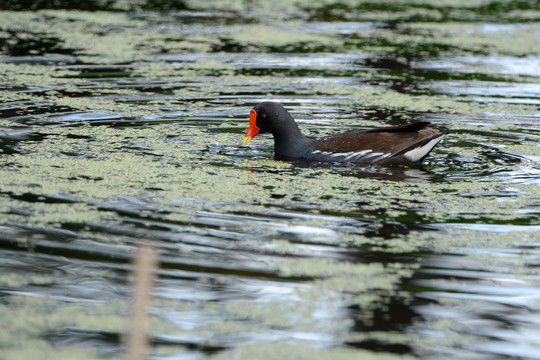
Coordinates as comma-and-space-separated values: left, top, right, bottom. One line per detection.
261, 114, 267, 119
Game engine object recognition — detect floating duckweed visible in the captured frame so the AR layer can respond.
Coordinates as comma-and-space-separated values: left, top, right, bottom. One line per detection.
0, 296, 126, 359
0, 273, 54, 288
1, 2, 540, 359
210, 341, 415, 360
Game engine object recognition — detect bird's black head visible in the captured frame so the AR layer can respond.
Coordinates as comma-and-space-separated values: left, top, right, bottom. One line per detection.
242, 101, 301, 146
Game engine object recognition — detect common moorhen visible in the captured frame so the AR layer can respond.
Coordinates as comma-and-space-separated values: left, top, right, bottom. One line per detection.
242, 101, 447, 165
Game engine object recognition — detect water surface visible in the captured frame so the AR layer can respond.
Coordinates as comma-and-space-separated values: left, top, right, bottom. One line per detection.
1, 1, 539, 359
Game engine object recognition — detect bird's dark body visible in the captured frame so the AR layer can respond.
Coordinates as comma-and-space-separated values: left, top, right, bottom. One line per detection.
243, 102, 447, 165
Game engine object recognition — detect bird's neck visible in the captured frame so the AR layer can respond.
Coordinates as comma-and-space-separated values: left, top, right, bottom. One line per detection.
273, 124, 312, 159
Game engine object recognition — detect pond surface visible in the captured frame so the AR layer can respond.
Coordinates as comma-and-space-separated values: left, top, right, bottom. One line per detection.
1, 1, 540, 359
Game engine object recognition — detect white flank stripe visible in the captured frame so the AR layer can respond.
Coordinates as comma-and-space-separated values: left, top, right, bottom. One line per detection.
404, 136, 445, 162
311, 149, 396, 162
350, 150, 372, 161
365, 151, 384, 158
344, 152, 359, 160
373, 153, 391, 161
330, 151, 354, 158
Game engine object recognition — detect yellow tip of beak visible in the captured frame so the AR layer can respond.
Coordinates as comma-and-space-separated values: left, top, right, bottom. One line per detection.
242, 136, 253, 146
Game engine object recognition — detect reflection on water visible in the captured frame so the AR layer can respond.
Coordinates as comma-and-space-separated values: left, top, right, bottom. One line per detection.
1, 1, 540, 359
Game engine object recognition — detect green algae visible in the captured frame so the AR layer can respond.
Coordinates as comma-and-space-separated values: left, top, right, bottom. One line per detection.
414, 225, 540, 252
0, 341, 110, 360
0, 10, 159, 62
405, 22, 540, 57
2, 122, 536, 226
8, 119, 535, 356
318, 82, 540, 117
211, 342, 415, 360
224, 23, 342, 52
3, 2, 539, 68
1, 118, 536, 251
0, 272, 54, 288
0, 296, 124, 360
1, 2, 540, 359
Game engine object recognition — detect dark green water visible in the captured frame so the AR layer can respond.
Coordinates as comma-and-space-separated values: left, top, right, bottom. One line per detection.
1, 1, 539, 359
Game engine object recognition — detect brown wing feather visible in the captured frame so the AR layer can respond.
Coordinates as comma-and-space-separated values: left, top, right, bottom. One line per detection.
313, 122, 439, 155
362, 121, 432, 133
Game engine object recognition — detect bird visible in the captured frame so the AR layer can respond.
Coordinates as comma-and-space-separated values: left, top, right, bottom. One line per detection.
242, 101, 447, 165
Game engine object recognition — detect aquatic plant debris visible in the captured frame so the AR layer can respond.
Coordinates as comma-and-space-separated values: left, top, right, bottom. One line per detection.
1, 0, 540, 359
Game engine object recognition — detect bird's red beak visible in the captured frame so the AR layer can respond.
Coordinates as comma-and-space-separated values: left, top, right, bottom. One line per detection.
242, 109, 259, 145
